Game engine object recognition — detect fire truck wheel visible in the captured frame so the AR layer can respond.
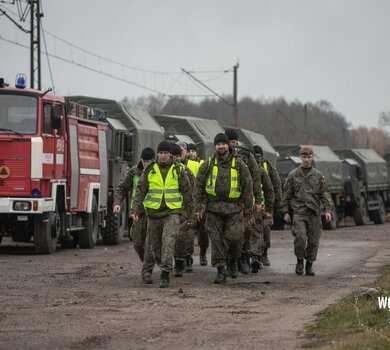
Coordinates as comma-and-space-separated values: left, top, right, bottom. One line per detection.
79, 196, 99, 249
34, 213, 58, 254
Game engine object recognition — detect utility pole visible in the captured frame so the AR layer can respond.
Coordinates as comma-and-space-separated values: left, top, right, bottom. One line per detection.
303, 103, 308, 144
30, 0, 42, 89
232, 63, 239, 128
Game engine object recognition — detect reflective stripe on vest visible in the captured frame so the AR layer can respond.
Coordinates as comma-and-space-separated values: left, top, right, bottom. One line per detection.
130, 174, 140, 209
144, 163, 183, 209
186, 159, 201, 177
205, 156, 241, 199
260, 161, 268, 206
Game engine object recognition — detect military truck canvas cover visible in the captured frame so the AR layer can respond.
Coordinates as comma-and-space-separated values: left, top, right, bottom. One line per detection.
67, 96, 164, 164
335, 149, 388, 190
154, 114, 224, 159
235, 129, 277, 166
274, 144, 343, 192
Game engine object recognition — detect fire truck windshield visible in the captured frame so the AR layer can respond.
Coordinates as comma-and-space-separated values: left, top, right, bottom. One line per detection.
0, 94, 37, 135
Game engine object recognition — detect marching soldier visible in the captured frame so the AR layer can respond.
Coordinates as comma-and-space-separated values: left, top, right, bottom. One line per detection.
194, 133, 253, 284
282, 146, 332, 276
131, 140, 193, 288
253, 145, 282, 266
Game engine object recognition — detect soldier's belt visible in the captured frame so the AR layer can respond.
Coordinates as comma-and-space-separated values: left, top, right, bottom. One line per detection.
207, 196, 240, 203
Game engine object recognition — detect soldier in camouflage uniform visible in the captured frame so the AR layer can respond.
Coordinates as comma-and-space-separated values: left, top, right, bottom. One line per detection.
131, 141, 193, 288
194, 133, 253, 284
282, 146, 332, 276
113, 147, 155, 263
171, 143, 196, 277
188, 143, 209, 266
225, 129, 262, 275
253, 145, 283, 266
249, 164, 275, 272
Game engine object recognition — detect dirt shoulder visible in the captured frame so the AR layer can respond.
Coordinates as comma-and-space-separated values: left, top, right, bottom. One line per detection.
1, 223, 389, 350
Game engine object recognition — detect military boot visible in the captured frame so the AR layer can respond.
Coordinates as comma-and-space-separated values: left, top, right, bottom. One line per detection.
159, 271, 170, 288
305, 261, 315, 276
214, 266, 226, 284
142, 274, 153, 284
199, 249, 208, 266
295, 259, 304, 275
238, 254, 250, 275
251, 256, 262, 273
260, 248, 271, 266
228, 258, 238, 279
185, 256, 193, 272
174, 259, 185, 277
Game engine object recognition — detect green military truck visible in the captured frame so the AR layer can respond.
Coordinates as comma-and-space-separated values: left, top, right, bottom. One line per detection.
154, 114, 224, 159
335, 149, 388, 225
274, 144, 343, 230
68, 96, 164, 243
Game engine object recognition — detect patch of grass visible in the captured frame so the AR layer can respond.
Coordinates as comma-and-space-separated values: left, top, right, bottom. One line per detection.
304, 265, 390, 349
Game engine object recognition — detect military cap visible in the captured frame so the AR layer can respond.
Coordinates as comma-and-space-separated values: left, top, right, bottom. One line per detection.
253, 145, 263, 156
175, 141, 188, 151
214, 133, 229, 145
157, 140, 172, 153
225, 128, 239, 141
171, 143, 182, 156
299, 146, 314, 155
140, 147, 155, 160
188, 143, 198, 152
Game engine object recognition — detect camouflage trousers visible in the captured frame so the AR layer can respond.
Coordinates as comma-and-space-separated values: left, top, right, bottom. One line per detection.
129, 213, 147, 262
205, 211, 244, 268
141, 213, 180, 274
292, 212, 322, 262
197, 217, 209, 256
263, 217, 274, 249
175, 217, 194, 260
248, 217, 264, 258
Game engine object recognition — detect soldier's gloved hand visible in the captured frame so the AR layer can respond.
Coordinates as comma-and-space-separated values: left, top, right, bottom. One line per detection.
131, 213, 139, 222
196, 211, 203, 221
113, 204, 121, 214
284, 213, 291, 223
265, 212, 273, 219
325, 212, 332, 222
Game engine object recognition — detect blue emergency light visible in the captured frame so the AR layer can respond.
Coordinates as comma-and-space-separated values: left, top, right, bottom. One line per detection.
15, 74, 27, 89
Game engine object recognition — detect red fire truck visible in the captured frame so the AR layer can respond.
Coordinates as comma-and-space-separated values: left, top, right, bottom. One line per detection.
0, 75, 110, 253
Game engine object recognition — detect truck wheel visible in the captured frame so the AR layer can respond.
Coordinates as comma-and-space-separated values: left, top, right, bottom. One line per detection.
371, 196, 386, 225
101, 199, 126, 245
34, 212, 58, 254
354, 197, 369, 226
79, 196, 98, 249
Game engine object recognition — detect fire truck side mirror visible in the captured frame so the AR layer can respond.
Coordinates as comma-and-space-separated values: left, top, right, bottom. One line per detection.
52, 105, 62, 129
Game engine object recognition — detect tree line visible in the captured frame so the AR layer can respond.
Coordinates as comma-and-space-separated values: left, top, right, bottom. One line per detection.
123, 95, 390, 157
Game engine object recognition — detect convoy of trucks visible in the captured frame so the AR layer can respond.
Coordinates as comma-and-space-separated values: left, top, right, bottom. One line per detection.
0, 75, 389, 253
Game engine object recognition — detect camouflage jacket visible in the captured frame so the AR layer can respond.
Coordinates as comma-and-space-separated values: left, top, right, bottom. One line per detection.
255, 155, 283, 212
113, 162, 144, 214
259, 165, 275, 214
194, 151, 254, 216
131, 158, 193, 219
234, 144, 263, 205
282, 166, 332, 216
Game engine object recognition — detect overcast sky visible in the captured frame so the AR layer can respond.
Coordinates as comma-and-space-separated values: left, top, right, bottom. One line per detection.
1, 0, 389, 128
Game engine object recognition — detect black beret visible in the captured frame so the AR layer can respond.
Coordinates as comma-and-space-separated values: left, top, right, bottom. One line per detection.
171, 143, 182, 156
214, 133, 229, 146
253, 145, 263, 156
157, 140, 172, 153
188, 143, 198, 152
225, 128, 239, 141
140, 147, 155, 160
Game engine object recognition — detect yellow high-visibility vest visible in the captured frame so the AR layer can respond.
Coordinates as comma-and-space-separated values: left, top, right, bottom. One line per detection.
143, 163, 183, 209
205, 156, 241, 199
130, 174, 140, 209
260, 161, 268, 206
186, 159, 201, 177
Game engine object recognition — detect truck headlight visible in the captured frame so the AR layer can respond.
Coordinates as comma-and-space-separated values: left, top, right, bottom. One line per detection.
13, 201, 31, 211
